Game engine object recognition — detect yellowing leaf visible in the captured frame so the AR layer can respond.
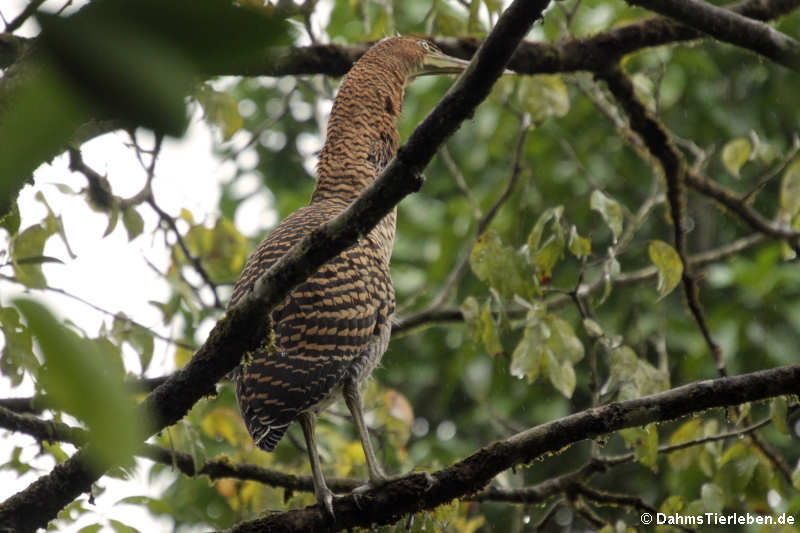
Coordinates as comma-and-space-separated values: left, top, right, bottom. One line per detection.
545, 349, 576, 398
770, 396, 789, 435
620, 423, 659, 471
510, 311, 545, 383
11, 224, 55, 288
460, 297, 504, 356
479, 300, 504, 357
660, 495, 685, 515
528, 206, 565, 280
590, 190, 623, 241
779, 157, 800, 218
527, 206, 563, 252
180, 218, 249, 283
648, 240, 683, 299
519, 74, 570, 123
122, 206, 144, 241
721, 137, 751, 178
667, 419, 703, 470
606, 345, 669, 401
545, 314, 584, 364
196, 84, 243, 140
568, 225, 591, 258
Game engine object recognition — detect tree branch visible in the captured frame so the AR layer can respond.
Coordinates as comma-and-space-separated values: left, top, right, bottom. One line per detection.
392, 233, 768, 334
0, 1, 549, 530
597, 65, 724, 375
219, 365, 800, 532
625, 0, 800, 72
0, 406, 362, 494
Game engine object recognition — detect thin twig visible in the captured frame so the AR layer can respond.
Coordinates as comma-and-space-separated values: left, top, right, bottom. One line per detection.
741, 133, 800, 202
439, 144, 482, 220
0, 274, 196, 351
426, 113, 532, 310
4, 0, 46, 33
598, 65, 724, 376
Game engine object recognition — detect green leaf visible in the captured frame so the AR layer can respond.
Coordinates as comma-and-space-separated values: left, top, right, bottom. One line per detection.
660, 495, 685, 515
470, 230, 535, 299
568, 225, 591, 258
36, 0, 291, 136
460, 297, 504, 356
716, 441, 759, 492
0, 202, 21, 235
606, 346, 669, 400
122, 206, 145, 241
590, 190, 623, 241
700, 482, 725, 513
510, 308, 546, 383
13, 299, 142, 468
770, 396, 789, 435
779, 157, 800, 219
77, 525, 104, 533
109, 519, 141, 533
545, 349, 576, 398
0, 306, 38, 386
620, 423, 658, 471
667, 419, 703, 470
180, 218, 249, 283
116, 495, 173, 516
0, 65, 88, 217
582, 318, 604, 338
545, 314, 584, 364
35, 191, 76, 259
721, 137, 751, 177
518, 75, 570, 122
196, 84, 244, 140
14, 256, 64, 266
527, 207, 565, 280
527, 206, 563, 252
793, 463, 800, 490
479, 300, 504, 357
648, 240, 683, 299
11, 224, 55, 288
104, 203, 120, 238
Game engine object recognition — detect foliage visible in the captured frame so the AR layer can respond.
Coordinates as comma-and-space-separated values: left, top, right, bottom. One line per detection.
1, 0, 800, 532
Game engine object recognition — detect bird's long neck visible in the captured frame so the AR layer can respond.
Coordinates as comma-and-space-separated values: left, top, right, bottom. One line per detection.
311, 58, 405, 206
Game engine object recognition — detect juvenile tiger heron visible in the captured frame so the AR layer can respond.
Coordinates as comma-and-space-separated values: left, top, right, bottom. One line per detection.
229, 37, 469, 515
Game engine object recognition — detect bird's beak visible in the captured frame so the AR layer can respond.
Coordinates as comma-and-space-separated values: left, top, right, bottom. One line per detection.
414, 50, 472, 77
413, 50, 516, 79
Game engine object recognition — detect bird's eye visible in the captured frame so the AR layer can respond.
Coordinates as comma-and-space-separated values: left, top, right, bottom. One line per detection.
417, 40, 431, 51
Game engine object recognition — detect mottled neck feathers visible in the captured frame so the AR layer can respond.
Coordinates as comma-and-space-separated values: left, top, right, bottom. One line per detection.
311, 39, 421, 204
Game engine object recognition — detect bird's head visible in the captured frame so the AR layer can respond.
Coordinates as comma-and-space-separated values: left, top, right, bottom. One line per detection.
361, 36, 471, 82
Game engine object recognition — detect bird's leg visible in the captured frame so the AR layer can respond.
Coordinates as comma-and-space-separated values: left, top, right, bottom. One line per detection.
343, 378, 387, 485
298, 411, 336, 518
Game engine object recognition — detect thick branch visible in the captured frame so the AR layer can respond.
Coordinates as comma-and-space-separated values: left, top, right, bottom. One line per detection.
0, 1, 547, 530
221, 365, 800, 532
625, 0, 800, 72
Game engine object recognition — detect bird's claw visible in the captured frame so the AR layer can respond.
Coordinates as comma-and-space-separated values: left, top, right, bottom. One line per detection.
316, 487, 337, 520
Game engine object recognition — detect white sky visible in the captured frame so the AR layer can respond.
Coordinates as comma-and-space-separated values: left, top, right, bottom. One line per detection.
0, 2, 259, 531
0, 0, 501, 530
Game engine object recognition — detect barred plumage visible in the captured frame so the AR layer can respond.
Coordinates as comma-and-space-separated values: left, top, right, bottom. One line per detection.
229, 36, 469, 515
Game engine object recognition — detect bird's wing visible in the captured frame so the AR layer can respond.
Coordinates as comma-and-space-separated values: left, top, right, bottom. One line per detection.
230, 204, 390, 451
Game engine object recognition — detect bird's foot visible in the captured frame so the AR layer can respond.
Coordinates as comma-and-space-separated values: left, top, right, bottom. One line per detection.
314, 486, 339, 520
350, 470, 435, 509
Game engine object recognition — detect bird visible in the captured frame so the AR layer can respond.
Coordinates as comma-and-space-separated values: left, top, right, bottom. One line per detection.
228, 36, 470, 516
